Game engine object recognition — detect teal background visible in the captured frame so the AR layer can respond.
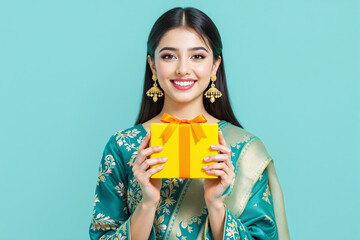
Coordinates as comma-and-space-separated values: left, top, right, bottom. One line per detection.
0, 0, 359, 239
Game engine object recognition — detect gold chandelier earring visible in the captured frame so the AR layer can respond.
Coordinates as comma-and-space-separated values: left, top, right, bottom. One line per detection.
146, 74, 163, 102
204, 74, 222, 103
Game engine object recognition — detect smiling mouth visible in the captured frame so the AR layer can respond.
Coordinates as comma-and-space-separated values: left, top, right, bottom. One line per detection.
171, 80, 197, 86
170, 79, 197, 90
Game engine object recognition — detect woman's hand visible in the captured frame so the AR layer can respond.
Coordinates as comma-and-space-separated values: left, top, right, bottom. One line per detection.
203, 130, 235, 207
132, 132, 167, 206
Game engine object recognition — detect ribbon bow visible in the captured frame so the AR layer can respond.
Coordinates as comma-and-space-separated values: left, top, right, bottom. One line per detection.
160, 113, 207, 143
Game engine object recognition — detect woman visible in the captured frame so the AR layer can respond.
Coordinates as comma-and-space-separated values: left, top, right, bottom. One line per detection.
90, 7, 289, 240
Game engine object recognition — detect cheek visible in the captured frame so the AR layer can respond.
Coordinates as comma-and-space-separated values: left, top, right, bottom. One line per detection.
194, 62, 213, 77
156, 61, 174, 78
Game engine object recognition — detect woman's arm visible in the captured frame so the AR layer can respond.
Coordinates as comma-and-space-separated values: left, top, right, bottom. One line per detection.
207, 200, 226, 240
90, 136, 134, 239
130, 132, 167, 240
129, 200, 158, 240
267, 161, 290, 240
90, 133, 164, 240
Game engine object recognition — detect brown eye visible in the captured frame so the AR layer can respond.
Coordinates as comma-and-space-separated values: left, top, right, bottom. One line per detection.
192, 54, 205, 60
161, 54, 175, 60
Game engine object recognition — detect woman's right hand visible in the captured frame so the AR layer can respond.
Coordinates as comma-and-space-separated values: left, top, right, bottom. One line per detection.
132, 132, 167, 206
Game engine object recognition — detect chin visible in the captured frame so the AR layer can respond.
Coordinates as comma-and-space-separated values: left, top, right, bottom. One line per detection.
173, 97, 194, 103
170, 94, 203, 104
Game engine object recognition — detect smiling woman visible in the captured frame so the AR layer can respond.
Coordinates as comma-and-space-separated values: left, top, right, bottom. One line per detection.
89, 7, 289, 240
147, 27, 221, 105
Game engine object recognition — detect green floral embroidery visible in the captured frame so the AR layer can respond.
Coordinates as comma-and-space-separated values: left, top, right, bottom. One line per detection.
97, 155, 116, 185
154, 178, 184, 238
262, 185, 271, 204
114, 128, 144, 166
115, 182, 126, 197
115, 182, 129, 215
226, 218, 238, 239
157, 179, 180, 214
114, 128, 141, 152
180, 208, 206, 234
127, 179, 142, 213
154, 214, 167, 239
93, 194, 100, 207
91, 210, 118, 231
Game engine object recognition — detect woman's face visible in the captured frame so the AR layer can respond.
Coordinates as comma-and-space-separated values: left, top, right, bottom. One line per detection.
148, 27, 221, 104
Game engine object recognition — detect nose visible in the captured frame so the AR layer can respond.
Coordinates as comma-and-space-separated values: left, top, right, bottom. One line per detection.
176, 57, 190, 76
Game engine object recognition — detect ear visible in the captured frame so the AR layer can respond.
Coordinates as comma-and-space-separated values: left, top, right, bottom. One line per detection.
147, 55, 157, 75
211, 55, 222, 76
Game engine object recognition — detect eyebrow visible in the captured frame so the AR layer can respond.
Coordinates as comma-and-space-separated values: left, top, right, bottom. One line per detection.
159, 47, 209, 53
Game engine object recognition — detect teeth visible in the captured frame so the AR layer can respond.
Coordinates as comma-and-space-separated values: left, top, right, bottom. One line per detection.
173, 81, 195, 86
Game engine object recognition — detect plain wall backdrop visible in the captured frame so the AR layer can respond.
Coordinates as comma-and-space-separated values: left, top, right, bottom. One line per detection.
0, 0, 359, 239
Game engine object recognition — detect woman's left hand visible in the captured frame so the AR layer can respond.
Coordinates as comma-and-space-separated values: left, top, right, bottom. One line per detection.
203, 130, 235, 206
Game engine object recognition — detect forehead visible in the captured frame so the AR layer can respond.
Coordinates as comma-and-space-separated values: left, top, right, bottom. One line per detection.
156, 27, 210, 52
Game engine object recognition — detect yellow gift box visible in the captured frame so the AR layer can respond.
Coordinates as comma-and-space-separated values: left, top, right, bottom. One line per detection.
150, 113, 219, 179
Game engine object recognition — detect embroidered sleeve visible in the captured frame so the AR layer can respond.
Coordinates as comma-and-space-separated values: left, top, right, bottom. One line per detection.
89, 135, 157, 240
206, 169, 278, 240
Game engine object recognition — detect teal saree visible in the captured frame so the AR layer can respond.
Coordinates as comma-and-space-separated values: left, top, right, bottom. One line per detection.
89, 121, 278, 239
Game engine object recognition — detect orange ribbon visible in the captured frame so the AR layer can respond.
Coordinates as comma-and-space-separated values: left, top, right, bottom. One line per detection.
160, 113, 207, 143
160, 113, 207, 178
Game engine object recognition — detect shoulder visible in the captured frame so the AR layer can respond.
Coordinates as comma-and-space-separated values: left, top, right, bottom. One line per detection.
221, 121, 272, 164
220, 121, 254, 137
220, 121, 260, 148
107, 124, 145, 153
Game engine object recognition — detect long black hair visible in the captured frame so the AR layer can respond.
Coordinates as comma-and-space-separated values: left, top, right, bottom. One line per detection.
135, 7, 244, 129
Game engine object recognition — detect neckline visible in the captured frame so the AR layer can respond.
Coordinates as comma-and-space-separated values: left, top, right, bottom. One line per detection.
137, 120, 227, 135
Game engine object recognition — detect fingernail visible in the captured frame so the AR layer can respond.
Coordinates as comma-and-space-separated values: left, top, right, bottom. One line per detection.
162, 157, 168, 161
203, 165, 208, 169
157, 146, 163, 150
204, 157, 209, 161
211, 145, 216, 149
